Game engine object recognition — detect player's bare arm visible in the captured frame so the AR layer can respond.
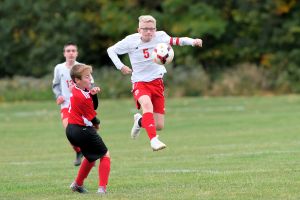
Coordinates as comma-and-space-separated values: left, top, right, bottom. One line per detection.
120, 66, 132, 75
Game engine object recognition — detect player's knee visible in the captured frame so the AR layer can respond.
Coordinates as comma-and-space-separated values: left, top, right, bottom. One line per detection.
141, 102, 153, 112
104, 151, 110, 158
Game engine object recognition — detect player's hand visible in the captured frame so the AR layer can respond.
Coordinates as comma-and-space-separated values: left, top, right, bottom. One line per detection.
193, 39, 203, 47
93, 123, 100, 130
121, 66, 132, 75
90, 87, 101, 95
56, 96, 65, 105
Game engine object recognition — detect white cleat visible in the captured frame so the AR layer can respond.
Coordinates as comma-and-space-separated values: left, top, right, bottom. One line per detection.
131, 113, 142, 139
97, 186, 107, 195
150, 136, 166, 151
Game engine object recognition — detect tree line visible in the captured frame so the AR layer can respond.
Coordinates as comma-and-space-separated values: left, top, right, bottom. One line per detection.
1, 0, 299, 90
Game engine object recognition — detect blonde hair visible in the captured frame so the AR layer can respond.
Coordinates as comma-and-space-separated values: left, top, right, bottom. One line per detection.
70, 64, 93, 83
138, 15, 156, 27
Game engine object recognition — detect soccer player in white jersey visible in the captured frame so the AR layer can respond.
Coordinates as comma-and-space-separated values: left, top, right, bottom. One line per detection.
107, 15, 202, 151
52, 42, 84, 166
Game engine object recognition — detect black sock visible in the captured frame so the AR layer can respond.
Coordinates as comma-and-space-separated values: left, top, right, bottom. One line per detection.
138, 118, 142, 127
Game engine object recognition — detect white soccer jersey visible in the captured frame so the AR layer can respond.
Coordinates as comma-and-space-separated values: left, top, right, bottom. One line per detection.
52, 62, 96, 109
52, 62, 79, 109
107, 31, 195, 83
52, 61, 84, 110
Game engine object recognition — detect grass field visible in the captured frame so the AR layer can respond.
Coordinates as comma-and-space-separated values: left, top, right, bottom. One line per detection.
1, 95, 300, 200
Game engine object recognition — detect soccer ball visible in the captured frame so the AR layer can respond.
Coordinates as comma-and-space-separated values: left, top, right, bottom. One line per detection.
152, 43, 174, 65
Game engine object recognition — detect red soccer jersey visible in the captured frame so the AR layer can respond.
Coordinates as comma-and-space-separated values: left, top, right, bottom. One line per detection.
68, 86, 97, 126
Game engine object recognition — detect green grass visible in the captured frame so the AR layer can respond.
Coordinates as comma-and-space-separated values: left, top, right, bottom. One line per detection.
1, 95, 300, 200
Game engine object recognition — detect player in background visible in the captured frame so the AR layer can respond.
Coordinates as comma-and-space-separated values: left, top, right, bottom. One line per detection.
107, 15, 202, 151
52, 43, 83, 166
67, 64, 110, 195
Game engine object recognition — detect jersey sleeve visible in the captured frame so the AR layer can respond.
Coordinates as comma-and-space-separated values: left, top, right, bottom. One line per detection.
159, 31, 172, 44
160, 31, 195, 46
82, 95, 97, 121
170, 37, 195, 46
177, 37, 195, 46
52, 66, 61, 98
91, 94, 98, 110
107, 37, 130, 70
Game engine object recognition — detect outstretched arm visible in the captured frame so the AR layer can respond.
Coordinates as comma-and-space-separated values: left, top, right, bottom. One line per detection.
170, 37, 202, 47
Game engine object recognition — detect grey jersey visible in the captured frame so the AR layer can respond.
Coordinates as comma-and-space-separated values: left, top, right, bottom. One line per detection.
52, 62, 79, 109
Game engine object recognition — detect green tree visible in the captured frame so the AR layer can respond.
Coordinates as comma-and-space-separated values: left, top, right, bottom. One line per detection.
1, 0, 299, 91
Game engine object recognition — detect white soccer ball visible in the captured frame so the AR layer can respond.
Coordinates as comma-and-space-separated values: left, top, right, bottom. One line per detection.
152, 43, 174, 65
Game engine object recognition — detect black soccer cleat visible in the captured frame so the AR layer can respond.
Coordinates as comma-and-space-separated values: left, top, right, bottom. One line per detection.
70, 181, 88, 194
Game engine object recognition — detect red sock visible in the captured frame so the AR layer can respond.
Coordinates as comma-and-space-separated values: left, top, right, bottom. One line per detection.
72, 145, 81, 153
99, 156, 111, 188
75, 158, 95, 186
141, 112, 156, 140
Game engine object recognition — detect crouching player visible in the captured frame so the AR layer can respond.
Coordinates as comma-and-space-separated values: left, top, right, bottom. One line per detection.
66, 64, 110, 194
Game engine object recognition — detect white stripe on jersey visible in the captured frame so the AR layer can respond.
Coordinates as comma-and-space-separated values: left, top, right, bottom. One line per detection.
82, 116, 93, 126
80, 89, 91, 99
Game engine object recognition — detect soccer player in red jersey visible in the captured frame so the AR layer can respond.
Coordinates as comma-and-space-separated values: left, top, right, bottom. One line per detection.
66, 64, 110, 195
107, 15, 202, 151
52, 43, 83, 166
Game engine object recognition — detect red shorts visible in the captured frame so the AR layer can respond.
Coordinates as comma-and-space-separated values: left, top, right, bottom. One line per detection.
60, 108, 69, 120
132, 78, 165, 114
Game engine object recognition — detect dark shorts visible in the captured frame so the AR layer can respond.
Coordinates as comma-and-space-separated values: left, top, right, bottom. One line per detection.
66, 124, 108, 162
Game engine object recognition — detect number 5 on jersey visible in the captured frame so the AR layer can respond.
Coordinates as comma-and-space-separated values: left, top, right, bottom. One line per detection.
143, 49, 150, 58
